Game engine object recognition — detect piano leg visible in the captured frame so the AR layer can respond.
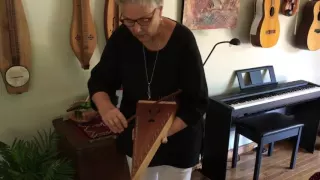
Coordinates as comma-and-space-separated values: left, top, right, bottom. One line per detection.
201, 99, 233, 180
290, 99, 320, 153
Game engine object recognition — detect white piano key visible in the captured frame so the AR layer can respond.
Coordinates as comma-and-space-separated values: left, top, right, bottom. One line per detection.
231, 86, 320, 110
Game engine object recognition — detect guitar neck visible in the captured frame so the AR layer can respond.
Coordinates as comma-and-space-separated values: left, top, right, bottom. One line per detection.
293, 0, 301, 35
5, 0, 20, 66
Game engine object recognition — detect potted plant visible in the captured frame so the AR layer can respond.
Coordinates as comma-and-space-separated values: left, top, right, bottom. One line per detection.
0, 128, 75, 180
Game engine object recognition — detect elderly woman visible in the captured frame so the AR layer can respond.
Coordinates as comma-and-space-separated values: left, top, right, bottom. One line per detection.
87, 0, 208, 179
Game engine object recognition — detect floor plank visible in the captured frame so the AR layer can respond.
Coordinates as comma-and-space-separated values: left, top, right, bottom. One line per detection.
192, 137, 320, 180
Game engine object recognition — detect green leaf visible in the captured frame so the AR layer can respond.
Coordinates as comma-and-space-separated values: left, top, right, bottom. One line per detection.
0, 128, 75, 180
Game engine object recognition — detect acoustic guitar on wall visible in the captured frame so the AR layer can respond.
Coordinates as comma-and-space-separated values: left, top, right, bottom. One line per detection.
250, 0, 281, 48
295, 0, 320, 51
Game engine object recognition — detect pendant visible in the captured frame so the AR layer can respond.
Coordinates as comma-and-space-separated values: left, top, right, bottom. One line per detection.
147, 83, 151, 100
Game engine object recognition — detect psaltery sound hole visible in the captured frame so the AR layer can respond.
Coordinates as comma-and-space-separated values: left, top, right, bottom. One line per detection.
148, 108, 160, 123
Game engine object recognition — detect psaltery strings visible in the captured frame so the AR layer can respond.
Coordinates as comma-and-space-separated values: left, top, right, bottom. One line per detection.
127, 89, 182, 123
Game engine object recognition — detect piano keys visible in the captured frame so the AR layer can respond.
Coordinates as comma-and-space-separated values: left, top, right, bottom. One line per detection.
215, 80, 320, 116
200, 66, 320, 180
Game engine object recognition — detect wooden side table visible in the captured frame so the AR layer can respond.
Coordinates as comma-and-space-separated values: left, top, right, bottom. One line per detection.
52, 118, 131, 180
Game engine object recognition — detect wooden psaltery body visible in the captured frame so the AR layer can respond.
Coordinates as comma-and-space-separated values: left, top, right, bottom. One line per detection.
104, 0, 120, 40
0, 0, 31, 94
70, 0, 97, 70
131, 100, 177, 180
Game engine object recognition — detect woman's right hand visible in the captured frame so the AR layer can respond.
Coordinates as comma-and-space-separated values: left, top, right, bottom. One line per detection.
100, 107, 128, 133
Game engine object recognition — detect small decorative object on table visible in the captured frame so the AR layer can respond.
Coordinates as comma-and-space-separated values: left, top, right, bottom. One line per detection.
66, 96, 114, 141
67, 96, 93, 123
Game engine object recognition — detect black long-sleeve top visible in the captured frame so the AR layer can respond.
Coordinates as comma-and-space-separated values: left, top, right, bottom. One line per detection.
88, 20, 209, 168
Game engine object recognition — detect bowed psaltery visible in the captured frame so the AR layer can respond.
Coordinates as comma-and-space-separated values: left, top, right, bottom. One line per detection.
66, 89, 182, 180
0, 0, 31, 94
104, 0, 120, 40
130, 89, 181, 180
70, 0, 97, 70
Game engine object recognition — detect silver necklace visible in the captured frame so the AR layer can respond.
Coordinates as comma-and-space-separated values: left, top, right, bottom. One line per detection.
142, 44, 159, 100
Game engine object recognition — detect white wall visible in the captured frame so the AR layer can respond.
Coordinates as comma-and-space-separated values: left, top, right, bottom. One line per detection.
0, 0, 319, 150
163, 0, 320, 148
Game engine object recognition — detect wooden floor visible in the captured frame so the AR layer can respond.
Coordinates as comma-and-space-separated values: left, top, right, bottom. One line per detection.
192, 137, 320, 180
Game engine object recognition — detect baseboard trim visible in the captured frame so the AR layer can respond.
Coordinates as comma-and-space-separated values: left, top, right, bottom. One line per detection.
193, 142, 257, 171
228, 142, 256, 160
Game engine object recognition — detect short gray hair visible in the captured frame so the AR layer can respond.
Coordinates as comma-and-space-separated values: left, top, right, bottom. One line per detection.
115, 0, 163, 7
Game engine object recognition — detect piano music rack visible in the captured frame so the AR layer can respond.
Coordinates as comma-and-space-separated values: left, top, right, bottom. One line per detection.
235, 66, 277, 90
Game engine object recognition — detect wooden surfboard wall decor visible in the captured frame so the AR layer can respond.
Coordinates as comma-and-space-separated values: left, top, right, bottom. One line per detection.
104, 0, 120, 40
0, 0, 32, 94
70, 0, 97, 70
131, 100, 177, 180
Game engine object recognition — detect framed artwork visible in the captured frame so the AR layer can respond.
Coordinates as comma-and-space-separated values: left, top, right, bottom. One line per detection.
181, 0, 240, 30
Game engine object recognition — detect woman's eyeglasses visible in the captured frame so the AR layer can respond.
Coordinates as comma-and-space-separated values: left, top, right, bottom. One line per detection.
120, 17, 152, 27
120, 9, 156, 27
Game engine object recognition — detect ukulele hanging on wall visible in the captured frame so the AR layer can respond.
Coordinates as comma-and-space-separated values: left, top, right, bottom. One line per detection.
0, 0, 32, 94
250, 0, 281, 48
104, 0, 120, 40
70, 0, 97, 70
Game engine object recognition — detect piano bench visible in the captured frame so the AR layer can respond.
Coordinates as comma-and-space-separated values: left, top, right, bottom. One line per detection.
231, 112, 304, 180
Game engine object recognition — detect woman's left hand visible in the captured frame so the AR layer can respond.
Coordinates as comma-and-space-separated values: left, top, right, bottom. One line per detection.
162, 117, 187, 144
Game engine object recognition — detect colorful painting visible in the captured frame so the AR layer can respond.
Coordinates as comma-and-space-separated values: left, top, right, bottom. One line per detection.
181, 0, 240, 30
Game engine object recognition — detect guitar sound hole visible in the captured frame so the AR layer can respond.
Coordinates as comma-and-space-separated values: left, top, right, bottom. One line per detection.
266, 30, 276, 34
270, 7, 274, 16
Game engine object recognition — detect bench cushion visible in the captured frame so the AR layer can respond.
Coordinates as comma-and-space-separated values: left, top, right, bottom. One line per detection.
236, 113, 304, 136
